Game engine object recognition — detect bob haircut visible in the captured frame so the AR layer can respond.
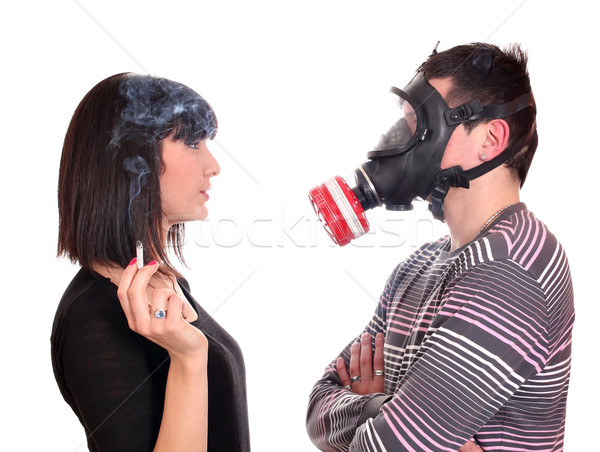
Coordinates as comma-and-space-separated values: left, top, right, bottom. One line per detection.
57, 72, 218, 276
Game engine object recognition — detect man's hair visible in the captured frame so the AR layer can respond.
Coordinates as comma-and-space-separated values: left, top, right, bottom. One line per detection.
57, 73, 217, 275
422, 43, 537, 186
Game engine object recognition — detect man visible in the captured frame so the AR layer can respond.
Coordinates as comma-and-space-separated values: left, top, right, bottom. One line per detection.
306, 43, 574, 451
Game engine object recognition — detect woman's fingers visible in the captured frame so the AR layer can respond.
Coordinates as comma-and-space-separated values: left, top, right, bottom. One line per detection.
126, 260, 159, 323
148, 287, 172, 322
117, 258, 159, 330
117, 258, 142, 323
149, 288, 209, 357
116, 258, 208, 360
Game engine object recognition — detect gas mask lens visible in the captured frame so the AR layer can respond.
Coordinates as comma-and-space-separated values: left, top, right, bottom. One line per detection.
371, 87, 423, 157
376, 94, 417, 151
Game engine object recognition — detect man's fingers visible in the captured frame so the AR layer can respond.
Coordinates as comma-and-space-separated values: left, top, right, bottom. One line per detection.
360, 333, 373, 380
336, 357, 351, 388
458, 440, 483, 452
373, 332, 385, 375
348, 341, 361, 381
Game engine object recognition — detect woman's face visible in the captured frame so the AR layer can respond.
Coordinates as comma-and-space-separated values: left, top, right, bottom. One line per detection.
159, 136, 220, 228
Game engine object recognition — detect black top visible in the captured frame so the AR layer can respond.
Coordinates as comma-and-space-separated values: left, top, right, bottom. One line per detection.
51, 268, 250, 451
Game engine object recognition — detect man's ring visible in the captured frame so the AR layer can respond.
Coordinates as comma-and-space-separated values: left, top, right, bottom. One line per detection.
344, 384, 352, 389
373, 370, 384, 376
350, 376, 361, 383
153, 308, 167, 319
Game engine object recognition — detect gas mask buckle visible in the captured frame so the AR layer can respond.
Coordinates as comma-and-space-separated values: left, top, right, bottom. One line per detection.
445, 100, 484, 126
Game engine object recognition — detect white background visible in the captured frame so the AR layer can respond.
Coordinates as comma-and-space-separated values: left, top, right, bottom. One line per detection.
1, 1, 597, 450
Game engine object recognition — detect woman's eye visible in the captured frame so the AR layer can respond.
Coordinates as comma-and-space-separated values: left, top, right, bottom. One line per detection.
188, 142, 200, 150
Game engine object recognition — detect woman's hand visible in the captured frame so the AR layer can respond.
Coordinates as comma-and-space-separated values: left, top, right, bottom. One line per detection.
117, 258, 208, 360
336, 332, 385, 395
118, 258, 209, 451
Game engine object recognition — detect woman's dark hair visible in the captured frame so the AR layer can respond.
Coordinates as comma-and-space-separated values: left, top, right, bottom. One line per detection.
422, 43, 537, 186
57, 73, 217, 275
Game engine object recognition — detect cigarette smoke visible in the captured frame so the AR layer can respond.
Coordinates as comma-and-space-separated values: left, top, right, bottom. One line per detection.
472, 51, 493, 72
111, 74, 217, 148
112, 74, 217, 225
123, 155, 150, 224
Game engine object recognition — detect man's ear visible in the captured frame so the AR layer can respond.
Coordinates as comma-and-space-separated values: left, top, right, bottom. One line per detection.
481, 118, 510, 159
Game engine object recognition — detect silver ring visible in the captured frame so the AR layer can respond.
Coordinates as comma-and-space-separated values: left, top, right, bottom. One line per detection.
350, 376, 361, 383
153, 308, 167, 319
344, 384, 352, 389
373, 370, 384, 376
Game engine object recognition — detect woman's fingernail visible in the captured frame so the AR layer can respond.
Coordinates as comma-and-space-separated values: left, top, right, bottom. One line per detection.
148, 260, 158, 266
129, 258, 137, 266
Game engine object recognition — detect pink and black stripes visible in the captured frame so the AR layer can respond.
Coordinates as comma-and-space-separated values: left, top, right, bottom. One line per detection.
307, 204, 574, 451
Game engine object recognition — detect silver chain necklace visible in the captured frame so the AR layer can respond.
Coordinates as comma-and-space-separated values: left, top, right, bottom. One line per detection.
478, 203, 516, 235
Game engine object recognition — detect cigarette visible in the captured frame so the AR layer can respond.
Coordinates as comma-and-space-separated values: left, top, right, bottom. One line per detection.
136, 240, 143, 269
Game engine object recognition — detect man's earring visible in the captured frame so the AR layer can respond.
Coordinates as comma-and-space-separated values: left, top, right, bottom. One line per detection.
480, 153, 487, 161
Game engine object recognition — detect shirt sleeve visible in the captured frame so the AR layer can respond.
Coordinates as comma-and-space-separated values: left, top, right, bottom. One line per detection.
56, 288, 169, 451
307, 259, 549, 452
350, 260, 549, 451
306, 264, 397, 452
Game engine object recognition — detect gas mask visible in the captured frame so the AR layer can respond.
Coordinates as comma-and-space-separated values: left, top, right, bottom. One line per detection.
309, 59, 535, 246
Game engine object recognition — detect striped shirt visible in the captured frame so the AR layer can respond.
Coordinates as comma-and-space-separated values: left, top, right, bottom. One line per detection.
307, 204, 574, 451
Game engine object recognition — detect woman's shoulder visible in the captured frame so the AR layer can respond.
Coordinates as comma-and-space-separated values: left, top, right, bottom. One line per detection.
58, 268, 117, 308
52, 268, 122, 337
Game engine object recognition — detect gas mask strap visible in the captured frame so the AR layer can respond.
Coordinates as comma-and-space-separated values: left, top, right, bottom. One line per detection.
477, 91, 536, 121
430, 185, 448, 221
430, 167, 470, 220
462, 117, 537, 182
430, 116, 536, 220
429, 116, 536, 221
431, 91, 536, 220
446, 91, 536, 126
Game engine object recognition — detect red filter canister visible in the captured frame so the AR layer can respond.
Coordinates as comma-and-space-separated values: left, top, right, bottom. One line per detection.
308, 175, 370, 246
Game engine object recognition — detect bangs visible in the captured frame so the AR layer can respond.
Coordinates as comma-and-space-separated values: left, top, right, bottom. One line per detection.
170, 98, 218, 145
115, 74, 218, 147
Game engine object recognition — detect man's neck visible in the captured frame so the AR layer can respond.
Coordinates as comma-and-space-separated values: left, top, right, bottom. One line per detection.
443, 171, 520, 251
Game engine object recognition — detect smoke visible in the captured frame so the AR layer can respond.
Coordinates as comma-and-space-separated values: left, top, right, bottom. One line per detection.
472, 51, 493, 72
111, 74, 217, 226
123, 155, 150, 224
110, 74, 217, 148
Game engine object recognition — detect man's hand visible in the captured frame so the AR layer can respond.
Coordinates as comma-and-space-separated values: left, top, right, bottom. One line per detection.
459, 440, 483, 452
336, 332, 483, 452
336, 332, 385, 395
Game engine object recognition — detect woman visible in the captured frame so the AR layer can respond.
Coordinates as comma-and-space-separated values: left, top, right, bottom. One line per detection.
52, 73, 250, 451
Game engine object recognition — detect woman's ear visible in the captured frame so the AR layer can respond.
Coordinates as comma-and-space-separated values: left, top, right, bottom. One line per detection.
480, 118, 510, 160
